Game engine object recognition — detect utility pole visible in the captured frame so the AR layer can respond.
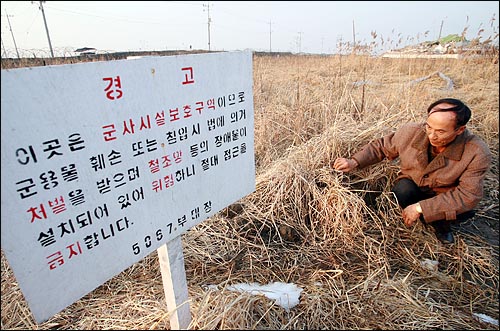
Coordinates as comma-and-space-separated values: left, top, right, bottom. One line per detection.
298, 31, 303, 53
1, 35, 8, 58
203, 2, 212, 51
269, 20, 272, 53
37, 1, 54, 57
438, 19, 444, 42
352, 20, 356, 52
5, 9, 20, 59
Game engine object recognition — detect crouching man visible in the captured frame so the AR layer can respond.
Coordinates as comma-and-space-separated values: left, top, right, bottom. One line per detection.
333, 98, 492, 244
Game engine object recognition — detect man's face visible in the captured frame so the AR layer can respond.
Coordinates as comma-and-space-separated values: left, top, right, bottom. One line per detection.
425, 104, 465, 148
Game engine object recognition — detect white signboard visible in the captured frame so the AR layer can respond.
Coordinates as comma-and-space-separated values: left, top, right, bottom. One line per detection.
1, 50, 255, 323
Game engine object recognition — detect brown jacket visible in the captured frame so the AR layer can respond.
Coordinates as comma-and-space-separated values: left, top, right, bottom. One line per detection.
352, 122, 492, 222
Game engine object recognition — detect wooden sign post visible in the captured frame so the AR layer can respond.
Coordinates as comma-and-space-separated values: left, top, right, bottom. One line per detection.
158, 237, 191, 329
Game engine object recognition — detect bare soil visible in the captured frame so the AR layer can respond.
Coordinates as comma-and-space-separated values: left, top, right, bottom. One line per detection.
453, 204, 499, 248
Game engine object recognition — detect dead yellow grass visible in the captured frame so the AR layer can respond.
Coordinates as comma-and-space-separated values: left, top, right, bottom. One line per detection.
2, 52, 499, 330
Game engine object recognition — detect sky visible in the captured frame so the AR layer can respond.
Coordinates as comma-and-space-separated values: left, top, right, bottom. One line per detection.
1, 1, 498, 58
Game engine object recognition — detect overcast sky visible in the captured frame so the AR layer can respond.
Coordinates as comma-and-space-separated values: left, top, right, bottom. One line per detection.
1, 1, 498, 57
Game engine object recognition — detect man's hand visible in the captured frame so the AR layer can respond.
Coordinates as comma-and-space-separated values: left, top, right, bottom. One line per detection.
403, 203, 422, 228
332, 158, 358, 173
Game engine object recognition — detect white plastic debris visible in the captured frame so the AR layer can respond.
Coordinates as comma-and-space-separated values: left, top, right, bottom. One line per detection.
473, 313, 499, 326
420, 258, 439, 272
202, 284, 219, 291
227, 281, 303, 311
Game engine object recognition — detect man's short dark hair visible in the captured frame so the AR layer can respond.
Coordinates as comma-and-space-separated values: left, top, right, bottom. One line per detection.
427, 98, 471, 127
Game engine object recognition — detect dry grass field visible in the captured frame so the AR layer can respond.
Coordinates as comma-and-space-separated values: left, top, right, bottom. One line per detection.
1, 51, 499, 329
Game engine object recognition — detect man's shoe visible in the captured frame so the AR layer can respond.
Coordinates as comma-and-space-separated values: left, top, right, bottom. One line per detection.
436, 231, 454, 244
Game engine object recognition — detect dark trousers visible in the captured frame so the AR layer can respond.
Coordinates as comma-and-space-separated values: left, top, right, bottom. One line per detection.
391, 178, 475, 233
